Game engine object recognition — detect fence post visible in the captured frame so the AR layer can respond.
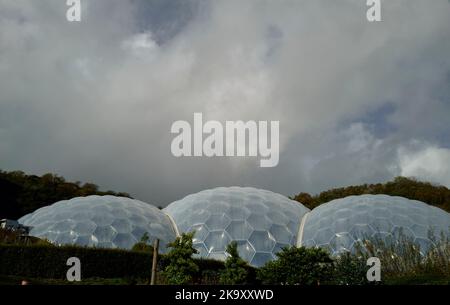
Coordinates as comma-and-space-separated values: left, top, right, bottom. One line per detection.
150, 239, 159, 285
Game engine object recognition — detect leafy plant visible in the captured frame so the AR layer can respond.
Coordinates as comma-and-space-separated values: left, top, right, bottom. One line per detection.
220, 242, 249, 284
161, 232, 199, 284
257, 246, 333, 285
332, 252, 369, 285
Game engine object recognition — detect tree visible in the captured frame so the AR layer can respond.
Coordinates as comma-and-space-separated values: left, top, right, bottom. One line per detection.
0, 169, 132, 219
220, 242, 249, 284
292, 176, 450, 213
257, 246, 333, 285
292, 192, 316, 209
162, 232, 199, 284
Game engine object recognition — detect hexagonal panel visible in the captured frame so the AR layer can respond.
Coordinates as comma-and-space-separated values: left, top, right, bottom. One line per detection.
226, 221, 252, 240
251, 252, 274, 267
190, 224, 210, 243
205, 214, 231, 231
113, 233, 137, 249
349, 224, 375, 240
204, 231, 232, 253
249, 231, 276, 252
235, 240, 256, 262
269, 224, 292, 244
72, 221, 97, 235
112, 219, 132, 234
246, 214, 271, 231
94, 226, 118, 243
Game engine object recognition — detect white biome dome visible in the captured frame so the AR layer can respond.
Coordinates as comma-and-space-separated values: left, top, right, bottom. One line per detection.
164, 187, 310, 267
18, 195, 177, 253
300, 194, 450, 255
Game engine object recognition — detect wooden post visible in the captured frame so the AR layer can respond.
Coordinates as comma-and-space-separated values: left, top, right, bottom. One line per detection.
150, 238, 159, 285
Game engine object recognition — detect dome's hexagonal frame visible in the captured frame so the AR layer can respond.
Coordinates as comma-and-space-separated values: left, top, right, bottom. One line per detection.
17, 190, 450, 268
300, 194, 450, 255
163, 186, 310, 267
19, 195, 177, 253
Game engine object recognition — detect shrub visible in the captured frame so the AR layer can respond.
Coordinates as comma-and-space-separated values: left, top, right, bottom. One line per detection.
332, 252, 369, 285
0, 242, 227, 284
161, 232, 199, 284
220, 242, 249, 285
257, 246, 333, 285
0, 243, 153, 279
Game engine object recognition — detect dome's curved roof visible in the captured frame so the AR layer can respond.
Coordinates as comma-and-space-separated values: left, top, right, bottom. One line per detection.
19, 195, 176, 253
164, 187, 310, 267
301, 194, 450, 255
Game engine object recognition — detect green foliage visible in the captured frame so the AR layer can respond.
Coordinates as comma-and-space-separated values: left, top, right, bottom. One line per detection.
257, 246, 333, 285
293, 176, 450, 213
332, 252, 369, 285
0, 169, 131, 219
162, 232, 199, 284
131, 233, 153, 253
0, 242, 228, 284
220, 242, 249, 285
353, 229, 450, 281
0, 244, 153, 279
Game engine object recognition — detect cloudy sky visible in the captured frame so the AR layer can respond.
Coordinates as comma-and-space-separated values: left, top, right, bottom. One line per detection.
1, 0, 450, 206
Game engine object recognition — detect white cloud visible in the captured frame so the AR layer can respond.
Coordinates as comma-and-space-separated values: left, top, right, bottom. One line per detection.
0, 0, 450, 204
399, 144, 450, 187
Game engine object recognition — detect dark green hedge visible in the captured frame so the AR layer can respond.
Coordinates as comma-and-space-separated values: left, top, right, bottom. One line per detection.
0, 244, 153, 279
0, 244, 228, 281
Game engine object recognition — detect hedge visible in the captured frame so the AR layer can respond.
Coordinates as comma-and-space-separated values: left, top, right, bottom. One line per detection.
0, 244, 154, 279
0, 244, 228, 282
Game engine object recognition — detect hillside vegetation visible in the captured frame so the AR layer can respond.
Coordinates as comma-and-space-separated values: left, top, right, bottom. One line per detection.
1, 169, 450, 220
0, 170, 131, 219
293, 176, 450, 213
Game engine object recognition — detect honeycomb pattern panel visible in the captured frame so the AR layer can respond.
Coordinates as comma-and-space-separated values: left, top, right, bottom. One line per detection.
18, 195, 177, 253
164, 187, 310, 267
301, 195, 450, 255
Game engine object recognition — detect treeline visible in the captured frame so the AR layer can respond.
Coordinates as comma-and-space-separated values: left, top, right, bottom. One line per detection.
2, 169, 450, 221
0, 170, 131, 220
293, 176, 450, 213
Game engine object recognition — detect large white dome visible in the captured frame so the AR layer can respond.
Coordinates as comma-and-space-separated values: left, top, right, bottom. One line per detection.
164, 187, 310, 267
18, 191, 450, 267
18, 195, 177, 253
300, 194, 450, 255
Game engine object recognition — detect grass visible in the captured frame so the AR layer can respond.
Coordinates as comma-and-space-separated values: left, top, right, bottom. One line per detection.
347, 229, 450, 284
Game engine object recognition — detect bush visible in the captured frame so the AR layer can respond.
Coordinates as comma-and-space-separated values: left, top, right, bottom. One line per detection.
220, 242, 249, 285
257, 246, 333, 285
161, 232, 199, 284
0, 242, 228, 284
0, 243, 153, 279
332, 252, 369, 285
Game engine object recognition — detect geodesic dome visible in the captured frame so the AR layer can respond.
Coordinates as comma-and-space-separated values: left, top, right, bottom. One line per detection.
18, 195, 176, 253
300, 195, 450, 255
164, 187, 310, 267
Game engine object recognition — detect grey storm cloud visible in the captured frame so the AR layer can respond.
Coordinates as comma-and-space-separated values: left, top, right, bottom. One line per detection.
1, 0, 450, 206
